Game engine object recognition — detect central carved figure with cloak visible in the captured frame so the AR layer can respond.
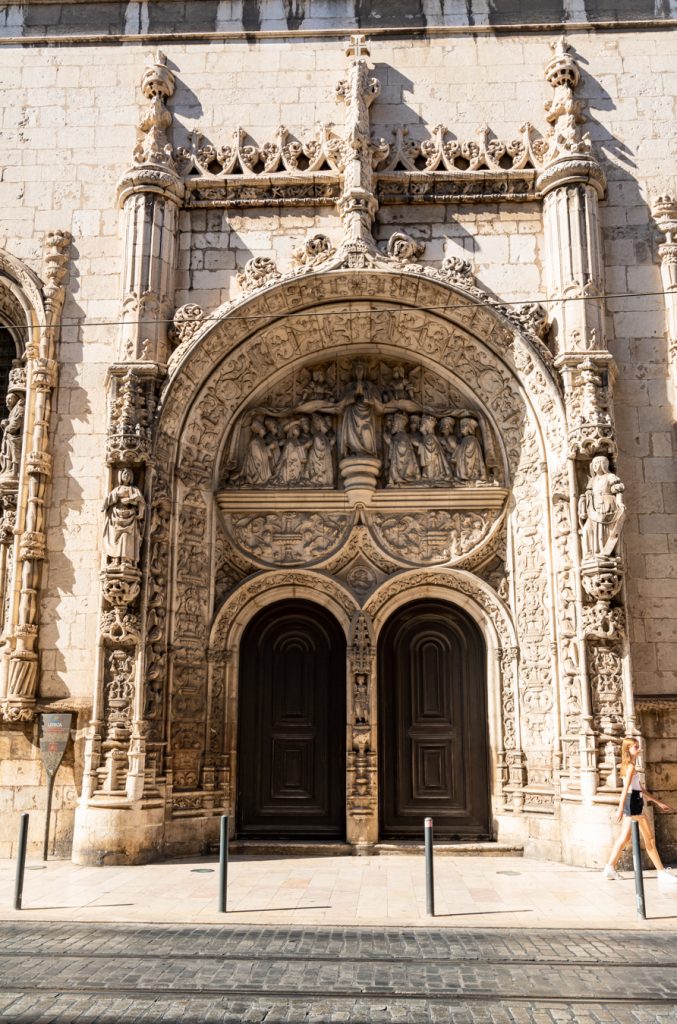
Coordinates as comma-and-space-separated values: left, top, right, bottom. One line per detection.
336, 362, 384, 458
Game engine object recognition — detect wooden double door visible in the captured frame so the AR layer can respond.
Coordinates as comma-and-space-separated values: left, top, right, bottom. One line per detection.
237, 597, 490, 841
379, 600, 491, 840
237, 600, 346, 837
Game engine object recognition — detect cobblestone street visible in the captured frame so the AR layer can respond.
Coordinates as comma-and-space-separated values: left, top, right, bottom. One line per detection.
0, 923, 676, 1023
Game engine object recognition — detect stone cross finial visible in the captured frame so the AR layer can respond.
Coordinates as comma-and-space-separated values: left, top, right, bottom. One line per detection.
335, 36, 386, 244
346, 33, 370, 61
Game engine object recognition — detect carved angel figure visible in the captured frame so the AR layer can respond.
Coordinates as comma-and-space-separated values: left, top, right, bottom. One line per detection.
102, 468, 146, 568
304, 414, 335, 486
414, 414, 450, 483
386, 412, 420, 486
454, 417, 488, 482
240, 417, 274, 486
0, 392, 25, 480
578, 455, 625, 558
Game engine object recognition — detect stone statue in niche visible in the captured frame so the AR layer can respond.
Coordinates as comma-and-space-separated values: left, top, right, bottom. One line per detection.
415, 413, 451, 482
0, 392, 25, 481
354, 674, 370, 725
102, 468, 146, 569
578, 455, 625, 559
305, 413, 335, 486
223, 358, 495, 490
454, 416, 488, 482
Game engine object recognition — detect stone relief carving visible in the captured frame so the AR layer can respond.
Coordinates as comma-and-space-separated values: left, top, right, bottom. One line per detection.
370, 510, 501, 566
222, 358, 497, 491
106, 369, 160, 466
226, 512, 352, 566
589, 642, 624, 737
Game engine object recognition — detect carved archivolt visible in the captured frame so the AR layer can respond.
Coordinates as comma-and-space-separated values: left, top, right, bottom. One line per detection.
209, 569, 358, 651
365, 567, 515, 650
0, 236, 70, 723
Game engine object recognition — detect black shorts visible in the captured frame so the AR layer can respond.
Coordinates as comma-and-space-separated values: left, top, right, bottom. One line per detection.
623, 791, 644, 817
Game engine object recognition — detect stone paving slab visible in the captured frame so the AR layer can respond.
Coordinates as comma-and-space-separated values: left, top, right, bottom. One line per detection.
0, 924, 676, 1023
2, 853, 677, 930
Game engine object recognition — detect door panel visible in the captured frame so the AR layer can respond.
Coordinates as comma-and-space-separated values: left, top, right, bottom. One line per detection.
238, 600, 345, 837
379, 600, 490, 839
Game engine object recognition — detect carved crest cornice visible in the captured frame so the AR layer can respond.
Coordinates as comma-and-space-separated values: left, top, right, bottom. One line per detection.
134, 35, 605, 213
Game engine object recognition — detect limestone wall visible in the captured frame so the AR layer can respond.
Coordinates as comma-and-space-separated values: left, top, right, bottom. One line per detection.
0, 19, 675, 857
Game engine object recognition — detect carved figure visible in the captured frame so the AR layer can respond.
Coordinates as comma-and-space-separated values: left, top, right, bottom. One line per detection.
414, 414, 450, 482
274, 420, 310, 485
354, 674, 370, 724
301, 366, 333, 401
454, 417, 487, 482
578, 456, 625, 558
338, 362, 383, 457
102, 468, 146, 568
385, 364, 415, 401
0, 392, 24, 479
240, 417, 273, 486
264, 417, 282, 471
386, 411, 419, 485
305, 414, 335, 486
438, 416, 458, 464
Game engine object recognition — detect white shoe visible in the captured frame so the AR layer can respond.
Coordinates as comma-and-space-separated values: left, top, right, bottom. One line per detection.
658, 870, 677, 892
603, 864, 621, 880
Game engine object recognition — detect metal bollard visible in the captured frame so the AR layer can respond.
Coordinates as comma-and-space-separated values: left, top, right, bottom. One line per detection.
424, 817, 435, 917
631, 820, 646, 919
218, 814, 229, 913
13, 813, 29, 911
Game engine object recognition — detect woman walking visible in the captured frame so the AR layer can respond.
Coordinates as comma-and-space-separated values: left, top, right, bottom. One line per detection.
603, 736, 677, 891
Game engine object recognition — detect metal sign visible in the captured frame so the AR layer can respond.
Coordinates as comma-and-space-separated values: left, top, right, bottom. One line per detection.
39, 713, 72, 777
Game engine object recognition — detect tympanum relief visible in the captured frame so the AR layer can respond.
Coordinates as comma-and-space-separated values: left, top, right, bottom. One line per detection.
223, 359, 494, 492
217, 357, 506, 572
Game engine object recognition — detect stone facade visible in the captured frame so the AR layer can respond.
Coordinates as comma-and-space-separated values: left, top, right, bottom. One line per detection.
0, 4, 675, 866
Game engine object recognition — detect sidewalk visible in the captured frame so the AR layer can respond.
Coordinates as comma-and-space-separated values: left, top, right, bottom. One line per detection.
2, 853, 677, 930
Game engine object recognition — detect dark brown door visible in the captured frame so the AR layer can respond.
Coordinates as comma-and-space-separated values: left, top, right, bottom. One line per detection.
379, 599, 490, 839
237, 600, 345, 838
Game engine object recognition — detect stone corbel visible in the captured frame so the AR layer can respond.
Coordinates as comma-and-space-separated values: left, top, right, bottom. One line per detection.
652, 194, 677, 413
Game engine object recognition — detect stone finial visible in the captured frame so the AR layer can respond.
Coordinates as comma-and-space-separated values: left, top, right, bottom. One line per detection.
544, 36, 580, 93
653, 194, 677, 243
141, 50, 175, 101
134, 50, 176, 169
346, 33, 370, 61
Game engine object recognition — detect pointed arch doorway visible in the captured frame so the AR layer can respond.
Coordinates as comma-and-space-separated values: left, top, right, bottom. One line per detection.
237, 599, 346, 838
378, 599, 491, 840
